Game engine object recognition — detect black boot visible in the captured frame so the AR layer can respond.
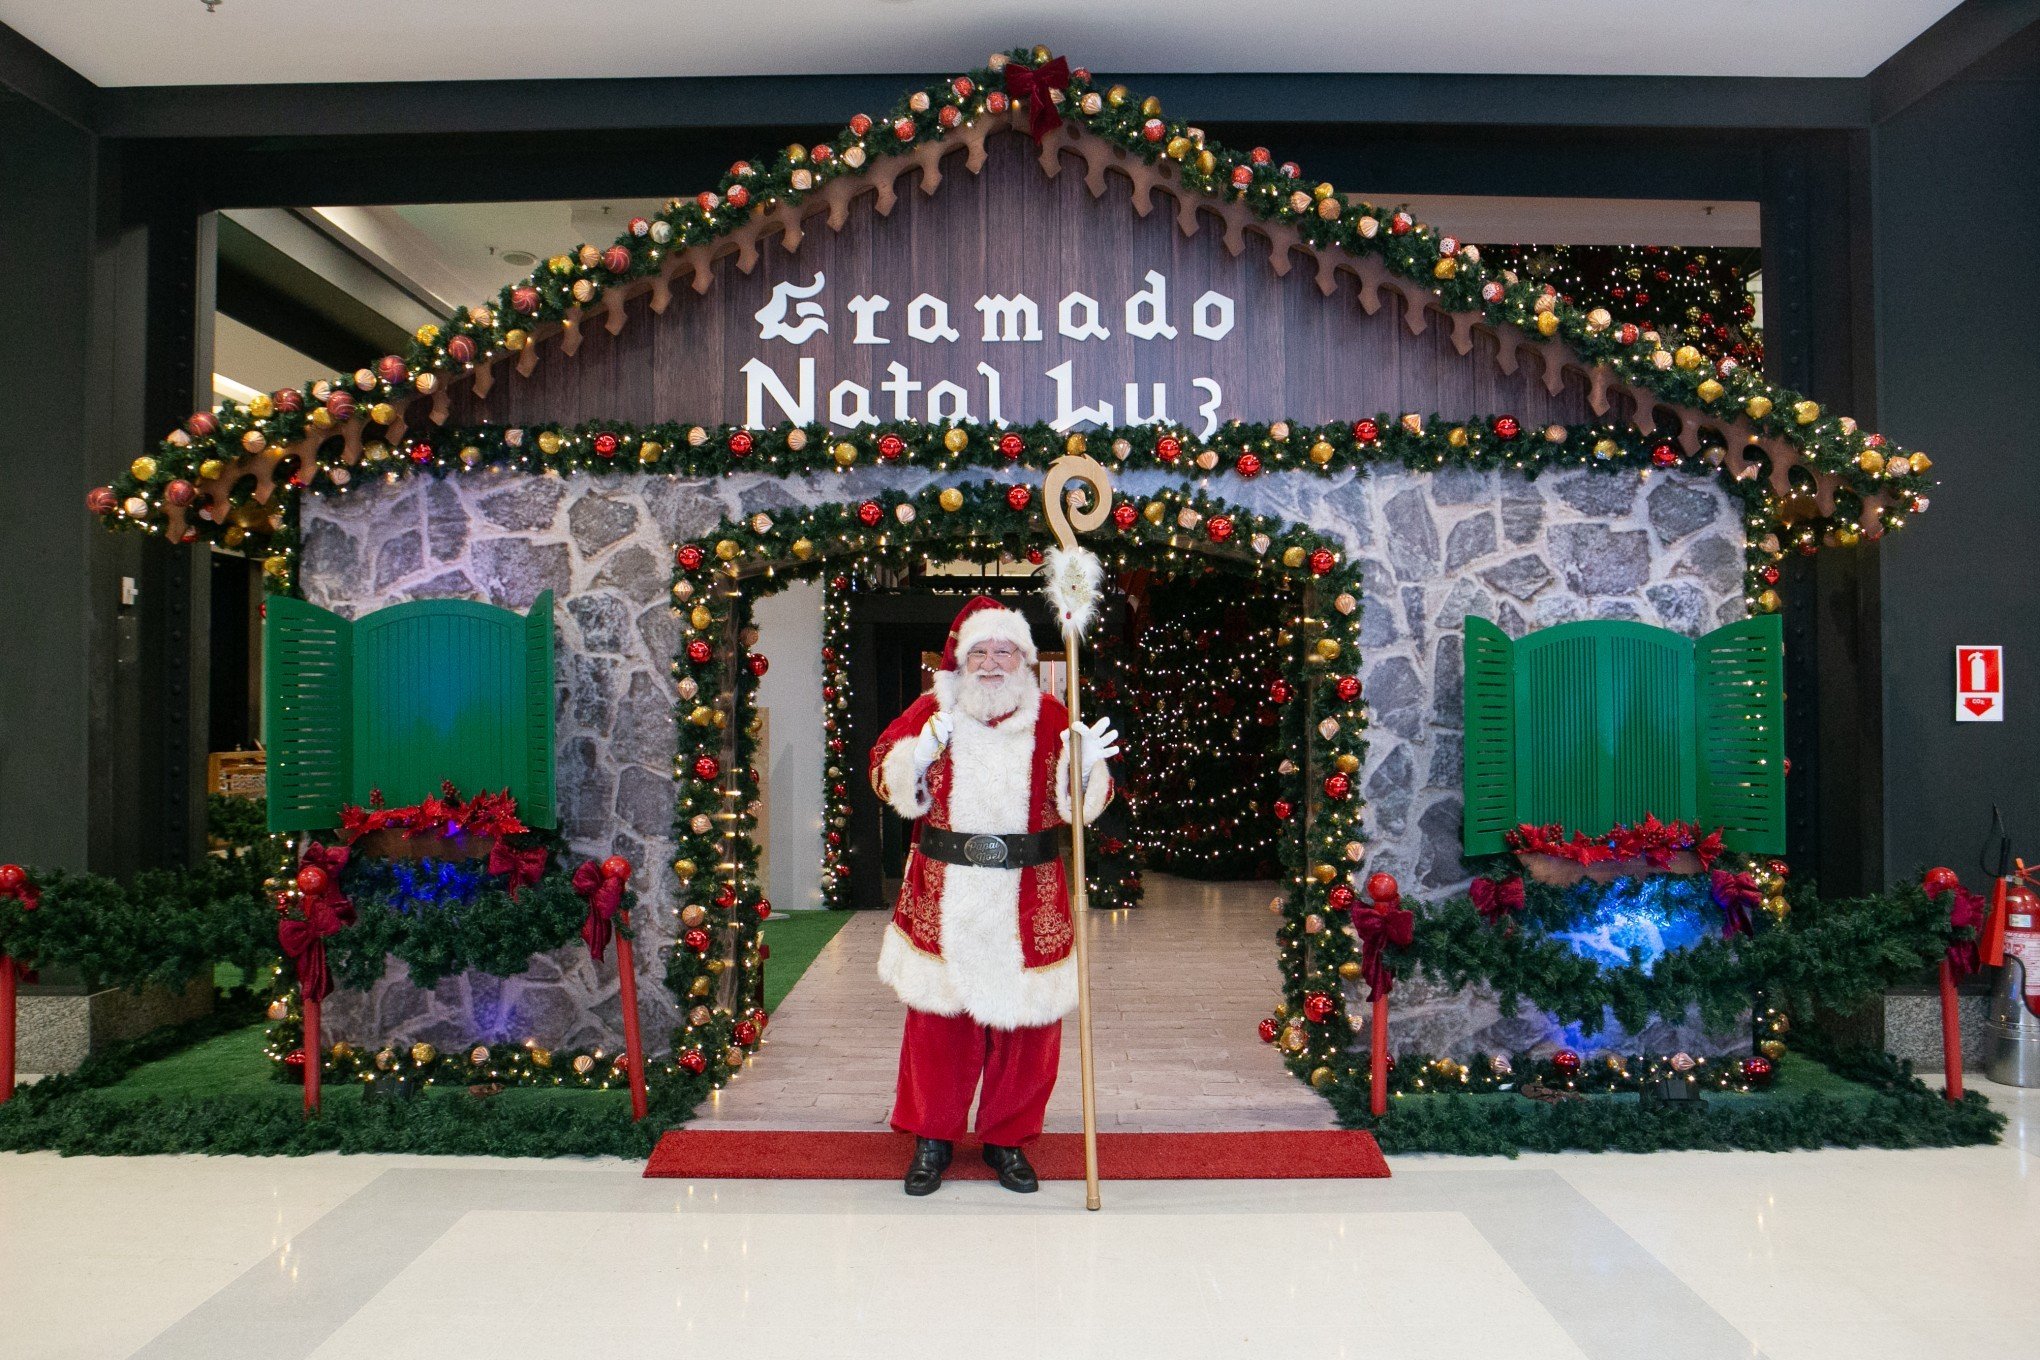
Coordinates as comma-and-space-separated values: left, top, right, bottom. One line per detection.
981, 1142, 1039, 1193
904, 1137, 952, 1196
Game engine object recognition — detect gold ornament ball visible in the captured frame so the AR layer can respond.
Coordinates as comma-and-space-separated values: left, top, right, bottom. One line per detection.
1756, 589, 1782, 614
1338, 960, 1362, 980
130, 456, 158, 482
1143, 501, 1166, 525
1794, 400, 1821, 425
724, 1046, 746, 1068
688, 977, 712, 998
1310, 1066, 1336, 1089
714, 539, 740, 561
410, 1042, 437, 1065
247, 392, 275, 418
680, 903, 707, 928
263, 555, 290, 579
706, 959, 727, 975
943, 427, 969, 453
1695, 377, 1724, 403
1280, 1025, 1307, 1053
790, 538, 815, 561
1535, 311, 1560, 337
1309, 439, 1335, 465
530, 1046, 553, 1068
197, 458, 225, 481
1267, 896, 1285, 916
1334, 753, 1360, 775
1859, 450, 1885, 474
1673, 345, 1702, 370
939, 487, 964, 512
1745, 395, 1774, 419
832, 442, 858, 467
1766, 894, 1789, 917
1760, 1039, 1788, 1061
689, 604, 714, 629
687, 705, 716, 727
1313, 638, 1341, 662
536, 430, 563, 455
266, 998, 290, 1020
1273, 1002, 1290, 1018
1282, 546, 1307, 569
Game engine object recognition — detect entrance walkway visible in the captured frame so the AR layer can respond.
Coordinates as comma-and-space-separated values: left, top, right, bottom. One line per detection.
691, 874, 1340, 1133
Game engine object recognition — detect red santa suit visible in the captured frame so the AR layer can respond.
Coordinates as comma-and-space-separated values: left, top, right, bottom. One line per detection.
869, 597, 1112, 1147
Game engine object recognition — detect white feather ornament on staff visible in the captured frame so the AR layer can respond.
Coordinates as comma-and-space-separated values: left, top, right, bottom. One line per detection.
1040, 453, 1112, 1211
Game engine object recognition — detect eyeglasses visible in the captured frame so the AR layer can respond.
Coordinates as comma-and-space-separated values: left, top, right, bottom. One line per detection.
964, 644, 1024, 668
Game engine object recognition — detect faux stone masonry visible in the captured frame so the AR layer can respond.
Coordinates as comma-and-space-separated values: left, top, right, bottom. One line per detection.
298, 462, 1744, 1054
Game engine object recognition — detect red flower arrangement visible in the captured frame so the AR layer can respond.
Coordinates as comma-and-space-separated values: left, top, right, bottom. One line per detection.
339, 781, 529, 845
1506, 815, 1724, 871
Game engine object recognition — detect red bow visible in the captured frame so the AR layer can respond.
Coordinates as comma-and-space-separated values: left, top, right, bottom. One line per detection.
1470, 875, 1523, 925
1709, 870, 1761, 940
1, 877, 40, 914
1348, 900, 1414, 1002
573, 861, 628, 963
278, 892, 356, 1004
300, 841, 350, 881
488, 842, 549, 899
1003, 57, 1071, 144
1944, 885, 1987, 980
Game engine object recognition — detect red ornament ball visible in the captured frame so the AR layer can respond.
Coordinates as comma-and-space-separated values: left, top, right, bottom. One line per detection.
188, 411, 219, 438
849, 113, 872, 136
592, 432, 620, 458
715, 886, 738, 909
678, 1049, 707, 1075
1366, 872, 1400, 904
693, 755, 721, 781
1742, 1055, 1774, 1083
857, 500, 883, 527
510, 285, 540, 314
1111, 502, 1139, 530
86, 486, 117, 515
683, 928, 711, 953
1323, 773, 1351, 800
3, 863, 37, 895
1258, 1018, 1279, 1043
893, 117, 917, 142
985, 90, 1009, 114
1206, 515, 1234, 543
1923, 866, 1962, 898
1651, 443, 1679, 467
601, 855, 632, 881
1352, 418, 1380, 444
376, 355, 408, 384
1492, 416, 1521, 439
1303, 992, 1335, 1023
325, 391, 355, 421
273, 388, 303, 413
1230, 165, 1253, 189
1235, 452, 1262, 478
997, 431, 1025, 460
754, 899, 772, 920
937, 105, 961, 130
876, 433, 906, 460
295, 864, 329, 896
1250, 146, 1271, 165
727, 430, 753, 456
696, 191, 720, 212
676, 544, 705, 571
164, 480, 195, 508
1006, 485, 1032, 511
1335, 675, 1362, 702
1308, 548, 1336, 575
1328, 884, 1356, 911
447, 335, 476, 364
1141, 118, 1165, 142
686, 639, 714, 665
1269, 678, 1293, 703
726, 184, 751, 209
1026, 547, 1044, 565
1155, 434, 1182, 462
602, 245, 631, 273
1551, 1050, 1582, 1076
734, 1020, 759, 1046
1271, 800, 1293, 821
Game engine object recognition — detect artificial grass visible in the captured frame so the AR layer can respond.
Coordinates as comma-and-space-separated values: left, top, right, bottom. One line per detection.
759, 909, 855, 1013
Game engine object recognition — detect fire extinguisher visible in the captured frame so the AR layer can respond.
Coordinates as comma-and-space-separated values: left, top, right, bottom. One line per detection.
1983, 806, 2012, 968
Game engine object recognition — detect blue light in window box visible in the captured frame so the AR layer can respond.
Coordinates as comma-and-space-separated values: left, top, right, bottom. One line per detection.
1550, 875, 1713, 975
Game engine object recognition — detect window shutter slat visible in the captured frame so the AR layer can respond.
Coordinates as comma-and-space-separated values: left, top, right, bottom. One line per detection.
262, 596, 354, 833
1460, 617, 1516, 854
1694, 614, 1786, 853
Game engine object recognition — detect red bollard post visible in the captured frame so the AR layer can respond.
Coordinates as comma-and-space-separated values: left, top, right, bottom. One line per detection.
1938, 958, 1965, 1101
613, 917, 649, 1122
0, 956, 16, 1107
1369, 992, 1389, 1117
302, 993, 322, 1116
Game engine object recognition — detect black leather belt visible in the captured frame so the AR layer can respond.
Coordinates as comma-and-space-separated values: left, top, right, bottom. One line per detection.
917, 827, 1061, 870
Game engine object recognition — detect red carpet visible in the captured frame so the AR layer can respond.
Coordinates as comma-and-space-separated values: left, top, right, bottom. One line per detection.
643, 1129, 1388, 1180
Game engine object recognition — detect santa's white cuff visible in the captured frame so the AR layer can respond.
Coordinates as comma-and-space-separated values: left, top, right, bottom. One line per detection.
878, 740, 933, 820
1053, 746, 1112, 825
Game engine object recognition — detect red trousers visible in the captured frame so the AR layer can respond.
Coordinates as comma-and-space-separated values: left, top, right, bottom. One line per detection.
889, 1007, 1062, 1147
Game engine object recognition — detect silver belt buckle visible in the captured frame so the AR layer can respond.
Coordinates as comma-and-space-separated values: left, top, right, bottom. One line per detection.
963, 834, 1009, 867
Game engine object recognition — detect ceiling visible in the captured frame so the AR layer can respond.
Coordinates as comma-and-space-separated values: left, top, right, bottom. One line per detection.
1, 1, 1964, 87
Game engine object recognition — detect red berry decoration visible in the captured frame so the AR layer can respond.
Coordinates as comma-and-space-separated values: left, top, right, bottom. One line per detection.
1493, 416, 1520, 439
376, 355, 408, 384
1269, 678, 1293, 703
857, 500, 883, 527
511, 285, 540, 314
602, 245, 631, 273
1155, 434, 1182, 462
734, 1020, 759, 1046
1111, 502, 1139, 530
1742, 1055, 1774, 1084
295, 864, 329, 896
686, 639, 714, 665
1303, 992, 1336, 1023
1271, 800, 1293, 821
746, 653, 769, 677
1006, 485, 1032, 511
601, 855, 632, 881
1323, 773, 1351, 800
1551, 1050, 1582, 1076
1235, 453, 1262, 478
679, 1049, 708, 1074
592, 432, 619, 458
727, 430, 753, 457
1366, 872, 1400, 905
676, 544, 705, 571
1308, 548, 1336, 575
1352, 418, 1380, 443
693, 755, 720, 781
1923, 866, 1962, 898
876, 433, 905, 460
1206, 515, 1234, 543
997, 431, 1025, 460
1258, 1018, 1279, 1043
683, 928, 711, 953
1335, 675, 1362, 702
447, 335, 476, 364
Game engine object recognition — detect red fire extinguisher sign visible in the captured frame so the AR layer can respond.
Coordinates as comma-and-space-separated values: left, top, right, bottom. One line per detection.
1956, 645, 2004, 722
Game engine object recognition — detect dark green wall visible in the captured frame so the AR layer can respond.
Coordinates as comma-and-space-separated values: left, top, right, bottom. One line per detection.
1874, 67, 2040, 882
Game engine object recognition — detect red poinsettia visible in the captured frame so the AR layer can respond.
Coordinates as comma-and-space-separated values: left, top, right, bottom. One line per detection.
338, 781, 529, 844
1506, 816, 1725, 871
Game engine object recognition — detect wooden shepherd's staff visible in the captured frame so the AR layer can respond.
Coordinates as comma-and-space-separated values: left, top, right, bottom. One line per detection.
1042, 454, 1113, 1211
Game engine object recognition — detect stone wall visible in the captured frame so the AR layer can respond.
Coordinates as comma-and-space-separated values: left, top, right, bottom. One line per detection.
298, 462, 1744, 1051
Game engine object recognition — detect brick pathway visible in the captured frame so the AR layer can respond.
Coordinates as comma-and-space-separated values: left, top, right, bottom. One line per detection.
689, 875, 1340, 1133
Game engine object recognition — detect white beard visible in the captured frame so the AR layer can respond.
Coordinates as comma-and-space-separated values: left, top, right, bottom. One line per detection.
954, 664, 1037, 724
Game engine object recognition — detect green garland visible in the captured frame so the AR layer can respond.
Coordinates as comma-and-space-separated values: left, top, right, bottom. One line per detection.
0, 856, 274, 992
94, 46, 1930, 576
321, 859, 595, 993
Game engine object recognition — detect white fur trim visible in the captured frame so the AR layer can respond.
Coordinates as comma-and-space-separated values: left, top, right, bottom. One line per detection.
954, 606, 1036, 667
878, 737, 931, 820
1054, 743, 1113, 825
1043, 546, 1104, 636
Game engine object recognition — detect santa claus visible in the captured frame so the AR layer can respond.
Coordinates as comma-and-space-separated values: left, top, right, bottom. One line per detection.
869, 595, 1118, 1194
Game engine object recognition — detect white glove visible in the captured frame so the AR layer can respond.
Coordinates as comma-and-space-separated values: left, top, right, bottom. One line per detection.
911, 711, 954, 767
1063, 717, 1120, 769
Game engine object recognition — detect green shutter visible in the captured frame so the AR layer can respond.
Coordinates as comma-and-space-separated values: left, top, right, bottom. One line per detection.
264, 596, 353, 833
520, 592, 557, 829
1513, 625, 1605, 837
1604, 624, 1698, 826
1694, 614, 1786, 853
1461, 618, 1516, 854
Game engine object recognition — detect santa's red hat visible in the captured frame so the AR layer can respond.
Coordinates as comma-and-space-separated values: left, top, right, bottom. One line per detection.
941, 595, 1037, 670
